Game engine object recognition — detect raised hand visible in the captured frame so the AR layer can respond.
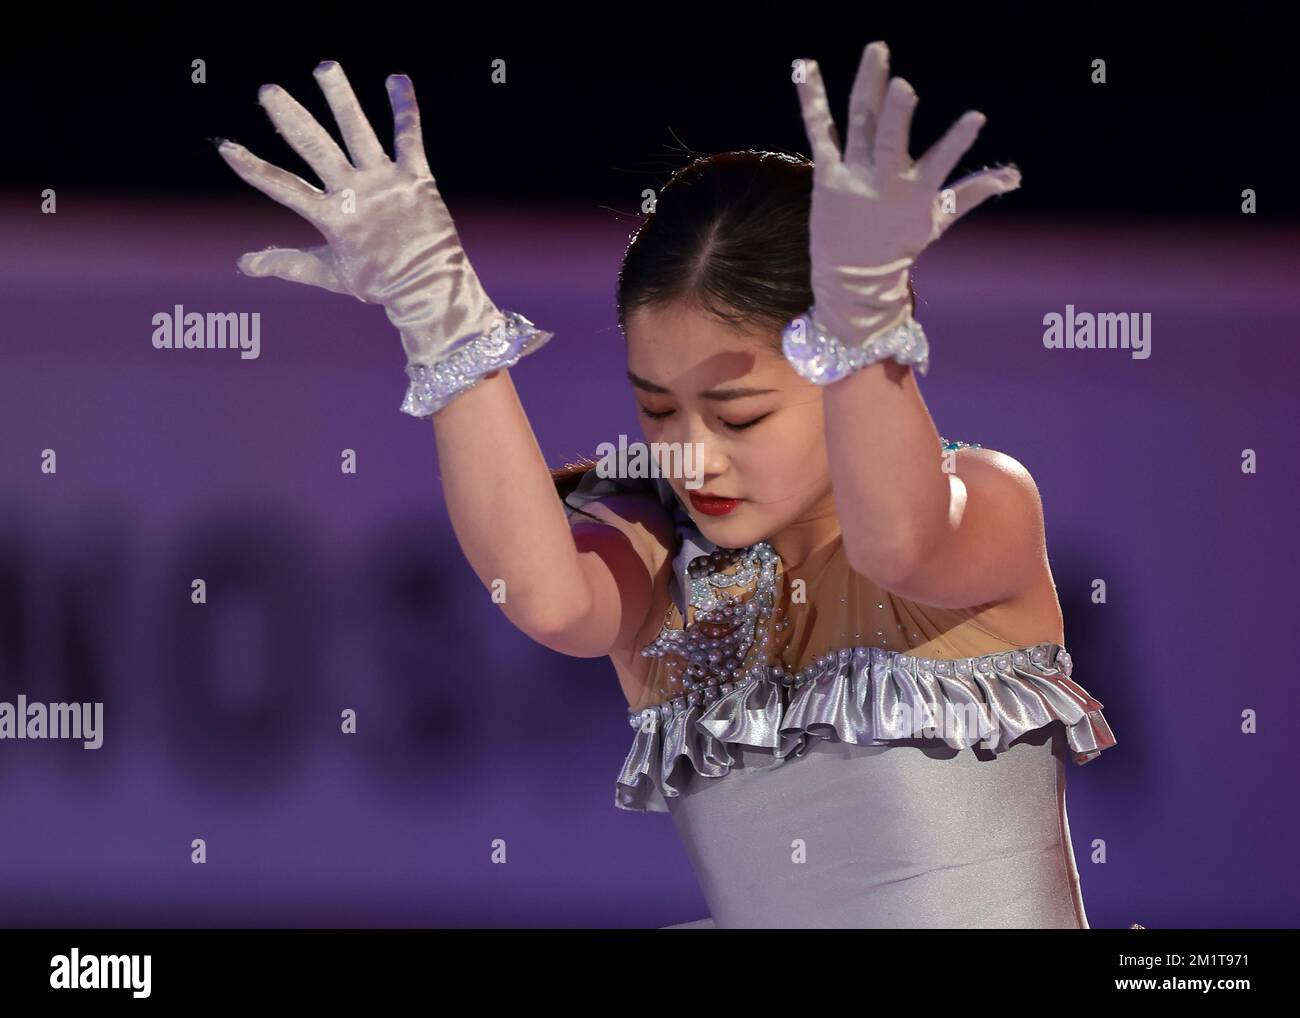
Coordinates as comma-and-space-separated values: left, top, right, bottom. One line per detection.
793, 41, 1020, 358
217, 61, 551, 414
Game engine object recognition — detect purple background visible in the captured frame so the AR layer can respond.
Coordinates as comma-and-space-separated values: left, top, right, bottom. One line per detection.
1, 192, 1296, 927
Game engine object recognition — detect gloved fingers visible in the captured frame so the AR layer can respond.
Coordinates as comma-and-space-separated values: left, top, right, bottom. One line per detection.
313, 61, 390, 170
218, 140, 326, 222
386, 73, 432, 179
257, 82, 354, 188
873, 77, 918, 179
236, 245, 351, 294
844, 41, 890, 171
938, 165, 1022, 229
916, 110, 985, 193
794, 59, 842, 172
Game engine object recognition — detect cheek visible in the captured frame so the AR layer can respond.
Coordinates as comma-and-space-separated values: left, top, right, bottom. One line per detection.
740, 419, 827, 487
752, 413, 831, 495
770, 406, 828, 464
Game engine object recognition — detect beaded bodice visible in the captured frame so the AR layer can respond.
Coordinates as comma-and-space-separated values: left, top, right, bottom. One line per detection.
627, 440, 1009, 722
637, 540, 783, 709
627, 525, 1027, 723
558, 438, 1117, 816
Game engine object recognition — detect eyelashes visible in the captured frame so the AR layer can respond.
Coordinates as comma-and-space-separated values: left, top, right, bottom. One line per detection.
724, 414, 772, 431
638, 408, 772, 431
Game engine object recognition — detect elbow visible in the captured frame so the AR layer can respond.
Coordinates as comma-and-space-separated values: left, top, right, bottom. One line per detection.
502, 581, 603, 658
511, 596, 588, 644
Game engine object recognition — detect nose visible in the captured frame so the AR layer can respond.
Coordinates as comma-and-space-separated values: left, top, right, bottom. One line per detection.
665, 412, 728, 488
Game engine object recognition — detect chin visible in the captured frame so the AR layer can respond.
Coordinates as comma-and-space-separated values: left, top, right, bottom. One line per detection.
691, 514, 768, 550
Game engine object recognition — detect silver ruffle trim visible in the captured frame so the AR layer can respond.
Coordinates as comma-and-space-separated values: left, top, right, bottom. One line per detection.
617, 641, 1116, 812
782, 307, 930, 383
400, 310, 554, 417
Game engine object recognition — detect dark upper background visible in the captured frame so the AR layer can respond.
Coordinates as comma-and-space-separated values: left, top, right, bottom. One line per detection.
1, 7, 1295, 221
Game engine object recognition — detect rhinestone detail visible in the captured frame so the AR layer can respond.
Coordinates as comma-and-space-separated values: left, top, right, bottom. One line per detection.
400, 310, 554, 417
628, 639, 1071, 729
638, 541, 780, 715
782, 306, 930, 383
630, 434, 986, 723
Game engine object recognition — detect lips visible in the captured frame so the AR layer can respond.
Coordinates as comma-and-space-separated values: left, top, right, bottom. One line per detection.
688, 490, 742, 516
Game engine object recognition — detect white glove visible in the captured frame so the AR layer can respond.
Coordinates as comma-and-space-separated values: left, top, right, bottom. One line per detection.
789, 42, 1020, 378
217, 60, 552, 414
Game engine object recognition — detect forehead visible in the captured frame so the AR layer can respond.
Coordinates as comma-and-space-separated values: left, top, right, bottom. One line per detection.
625, 302, 781, 390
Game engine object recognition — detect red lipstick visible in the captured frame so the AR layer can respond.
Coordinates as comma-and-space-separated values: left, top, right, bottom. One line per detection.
688, 490, 742, 516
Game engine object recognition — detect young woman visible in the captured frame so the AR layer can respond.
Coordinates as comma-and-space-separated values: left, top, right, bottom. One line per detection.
218, 43, 1117, 928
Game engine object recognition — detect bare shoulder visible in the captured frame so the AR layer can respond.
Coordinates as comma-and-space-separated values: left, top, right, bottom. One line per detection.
950, 446, 1062, 643
950, 446, 1046, 529
950, 445, 1035, 482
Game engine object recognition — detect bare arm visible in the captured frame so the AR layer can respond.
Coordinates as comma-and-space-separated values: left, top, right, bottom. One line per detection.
792, 45, 1030, 605
432, 368, 669, 656
215, 62, 667, 656
824, 364, 1045, 608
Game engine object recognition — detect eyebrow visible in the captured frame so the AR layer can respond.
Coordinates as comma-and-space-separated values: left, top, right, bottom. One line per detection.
626, 371, 778, 401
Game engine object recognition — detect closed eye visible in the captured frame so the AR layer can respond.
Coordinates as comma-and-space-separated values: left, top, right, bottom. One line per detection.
722, 413, 772, 431
638, 407, 772, 431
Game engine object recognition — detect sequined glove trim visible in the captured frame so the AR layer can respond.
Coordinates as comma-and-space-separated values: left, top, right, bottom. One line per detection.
399, 310, 554, 417
782, 306, 929, 384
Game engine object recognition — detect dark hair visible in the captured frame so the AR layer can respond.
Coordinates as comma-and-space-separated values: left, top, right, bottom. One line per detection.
553, 453, 602, 518
550, 148, 916, 494
617, 149, 819, 337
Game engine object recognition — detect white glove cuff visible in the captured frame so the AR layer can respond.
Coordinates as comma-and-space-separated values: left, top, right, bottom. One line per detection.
399, 310, 554, 417
782, 305, 929, 384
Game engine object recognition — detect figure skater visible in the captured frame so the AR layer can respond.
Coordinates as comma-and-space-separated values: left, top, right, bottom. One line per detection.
217, 42, 1118, 929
